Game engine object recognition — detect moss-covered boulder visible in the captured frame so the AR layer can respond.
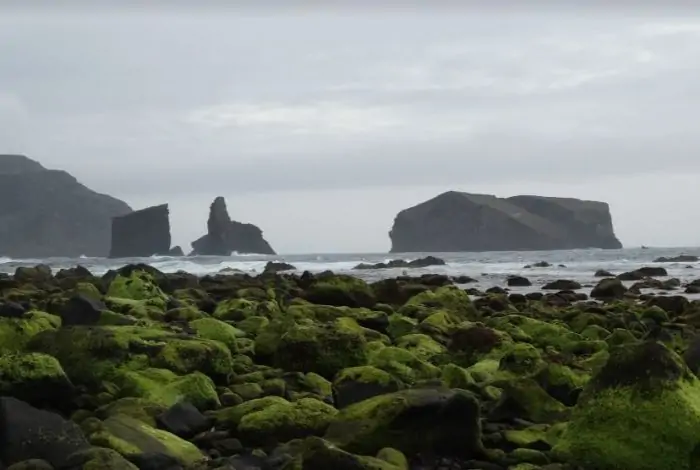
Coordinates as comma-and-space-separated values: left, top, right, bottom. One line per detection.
303, 275, 376, 309
0, 352, 74, 410
87, 414, 205, 464
553, 341, 700, 470
189, 317, 243, 353
295, 437, 408, 470
214, 298, 280, 322
325, 387, 483, 458
0, 311, 61, 354
368, 346, 440, 385
266, 319, 369, 379
333, 366, 403, 408
62, 447, 139, 470
398, 286, 476, 321
237, 397, 338, 446
113, 368, 220, 411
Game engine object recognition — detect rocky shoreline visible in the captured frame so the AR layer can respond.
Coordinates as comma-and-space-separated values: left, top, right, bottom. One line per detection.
0, 263, 699, 469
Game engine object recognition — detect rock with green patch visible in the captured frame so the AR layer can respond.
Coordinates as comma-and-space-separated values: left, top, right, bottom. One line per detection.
237, 397, 338, 446
553, 340, 700, 470
386, 313, 417, 340
107, 271, 168, 307
212, 395, 289, 429
333, 366, 403, 408
490, 378, 569, 424
189, 317, 243, 352
214, 298, 280, 322
295, 437, 407, 470
398, 286, 476, 322
87, 414, 205, 464
303, 275, 376, 309
0, 311, 61, 354
368, 346, 440, 385
395, 333, 446, 362
0, 352, 74, 410
325, 387, 483, 458
62, 447, 139, 470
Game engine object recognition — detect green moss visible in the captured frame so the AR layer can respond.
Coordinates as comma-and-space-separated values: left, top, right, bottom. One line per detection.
236, 315, 270, 337
75, 282, 102, 300
335, 366, 395, 387
325, 388, 482, 457
418, 311, 457, 339
580, 324, 611, 340
396, 334, 446, 362
0, 352, 72, 407
368, 346, 440, 385
606, 328, 639, 347
494, 378, 569, 424
94, 414, 205, 464
107, 271, 168, 306
441, 363, 476, 389
498, 343, 545, 376
399, 286, 477, 321
94, 397, 166, 427
213, 396, 289, 429
270, 319, 369, 379
114, 368, 220, 410
0, 311, 61, 354
486, 315, 584, 353
376, 448, 408, 470
553, 341, 700, 470
164, 306, 205, 322
230, 382, 264, 401
189, 317, 243, 353
304, 275, 376, 308
386, 314, 417, 340
153, 336, 234, 379
238, 397, 338, 446
300, 437, 404, 470
214, 298, 280, 322
63, 447, 139, 470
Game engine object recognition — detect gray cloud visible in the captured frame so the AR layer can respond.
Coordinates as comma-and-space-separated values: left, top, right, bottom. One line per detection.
1, 5, 699, 252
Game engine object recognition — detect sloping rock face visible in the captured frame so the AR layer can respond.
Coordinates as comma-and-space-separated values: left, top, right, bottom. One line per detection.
190, 197, 275, 255
0, 155, 132, 258
109, 204, 172, 258
389, 191, 622, 253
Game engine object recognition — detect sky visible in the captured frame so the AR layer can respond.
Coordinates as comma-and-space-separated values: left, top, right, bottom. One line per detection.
1, 2, 699, 253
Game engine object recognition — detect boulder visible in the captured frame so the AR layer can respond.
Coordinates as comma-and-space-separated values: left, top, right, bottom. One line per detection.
109, 204, 173, 258
590, 278, 627, 299
264, 261, 296, 273
507, 276, 531, 287
190, 196, 275, 255
654, 255, 699, 263
353, 256, 446, 270
0, 397, 90, 468
0, 154, 132, 257
389, 191, 622, 252
325, 387, 483, 458
554, 341, 700, 470
542, 280, 581, 290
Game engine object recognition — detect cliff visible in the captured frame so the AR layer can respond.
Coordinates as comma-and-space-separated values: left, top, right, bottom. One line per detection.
0, 154, 133, 258
109, 204, 174, 258
389, 191, 622, 253
190, 196, 276, 255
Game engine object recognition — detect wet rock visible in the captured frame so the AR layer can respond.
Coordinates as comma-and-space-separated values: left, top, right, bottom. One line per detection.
156, 402, 213, 439
58, 293, 106, 326
507, 276, 532, 287
618, 267, 668, 280
654, 255, 699, 263
0, 397, 90, 468
542, 280, 581, 290
590, 278, 627, 300
353, 256, 446, 270
0, 301, 26, 318
594, 269, 614, 277
264, 261, 296, 273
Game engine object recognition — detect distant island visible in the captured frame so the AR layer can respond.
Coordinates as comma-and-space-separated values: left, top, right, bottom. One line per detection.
389, 191, 622, 252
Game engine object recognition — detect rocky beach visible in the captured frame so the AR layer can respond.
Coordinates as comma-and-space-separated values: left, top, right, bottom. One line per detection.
0, 260, 699, 469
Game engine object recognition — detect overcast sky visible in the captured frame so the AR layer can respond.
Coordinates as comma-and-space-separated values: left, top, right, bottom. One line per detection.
1, 3, 699, 253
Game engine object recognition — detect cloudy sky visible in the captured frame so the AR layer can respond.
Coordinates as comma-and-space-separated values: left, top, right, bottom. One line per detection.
1, 3, 699, 253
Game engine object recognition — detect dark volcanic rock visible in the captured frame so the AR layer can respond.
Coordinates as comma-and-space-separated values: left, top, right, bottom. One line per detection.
353, 256, 446, 270
594, 269, 614, 277
654, 255, 699, 263
0, 397, 90, 467
190, 197, 275, 255
0, 154, 132, 257
591, 278, 627, 299
264, 261, 297, 273
618, 267, 668, 280
542, 279, 581, 290
389, 191, 622, 252
507, 275, 531, 287
109, 204, 172, 258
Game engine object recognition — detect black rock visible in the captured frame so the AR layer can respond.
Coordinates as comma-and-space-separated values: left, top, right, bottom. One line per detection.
507, 276, 531, 287
0, 397, 89, 468
59, 293, 106, 326
127, 452, 184, 470
594, 269, 614, 277
0, 301, 26, 318
542, 279, 581, 290
591, 278, 627, 299
264, 261, 297, 273
618, 267, 668, 280
654, 255, 699, 263
155, 402, 212, 439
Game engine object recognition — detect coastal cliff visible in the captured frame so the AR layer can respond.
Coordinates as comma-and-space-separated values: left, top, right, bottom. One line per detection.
0, 154, 132, 258
389, 191, 622, 253
190, 196, 275, 255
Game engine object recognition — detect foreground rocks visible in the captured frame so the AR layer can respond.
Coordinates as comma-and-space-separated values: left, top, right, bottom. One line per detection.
2, 264, 700, 469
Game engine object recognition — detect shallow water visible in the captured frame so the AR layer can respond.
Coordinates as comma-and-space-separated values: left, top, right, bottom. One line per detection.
1, 247, 699, 297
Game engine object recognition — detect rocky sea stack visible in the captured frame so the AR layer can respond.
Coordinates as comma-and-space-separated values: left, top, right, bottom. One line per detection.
1, 263, 699, 469
109, 204, 182, 258
190, 197, 275, 256
0, 154, 132, 258
390, 191, 622, 253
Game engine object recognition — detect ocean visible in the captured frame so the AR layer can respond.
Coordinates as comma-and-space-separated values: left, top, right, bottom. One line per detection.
1, 246, 698, 296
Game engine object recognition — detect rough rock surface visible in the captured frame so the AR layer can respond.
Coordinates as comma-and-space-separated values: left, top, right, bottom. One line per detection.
0, 155, 132, 257
190, 197, 275, 255
389, 191, 622, 252
109, 204, 172, 258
